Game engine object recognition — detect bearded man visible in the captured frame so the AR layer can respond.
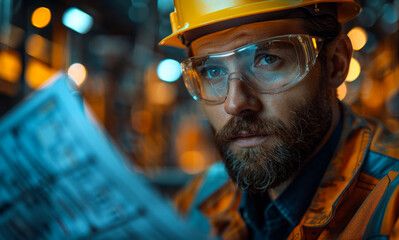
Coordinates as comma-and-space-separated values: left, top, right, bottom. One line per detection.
159, 1, 399, 239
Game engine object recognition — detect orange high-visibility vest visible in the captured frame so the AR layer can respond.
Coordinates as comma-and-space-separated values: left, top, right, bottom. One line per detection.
174, 103, 399, 240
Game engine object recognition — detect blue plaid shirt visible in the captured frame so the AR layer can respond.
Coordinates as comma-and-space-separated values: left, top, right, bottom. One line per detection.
239, 118, 343, 239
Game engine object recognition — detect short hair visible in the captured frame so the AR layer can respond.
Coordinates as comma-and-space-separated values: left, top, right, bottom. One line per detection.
304, 14, 342, 63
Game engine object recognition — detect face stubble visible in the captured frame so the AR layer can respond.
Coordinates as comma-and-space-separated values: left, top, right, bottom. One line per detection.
214, 82, 332, 194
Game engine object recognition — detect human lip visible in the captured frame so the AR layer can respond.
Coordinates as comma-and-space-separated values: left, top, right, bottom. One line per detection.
230, 132, 267, 148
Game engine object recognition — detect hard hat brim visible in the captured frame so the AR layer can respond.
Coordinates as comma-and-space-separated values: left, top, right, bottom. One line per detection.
159, 1, 361, 48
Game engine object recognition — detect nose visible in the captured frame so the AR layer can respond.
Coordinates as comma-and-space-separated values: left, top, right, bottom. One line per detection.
224, 76, 262, 116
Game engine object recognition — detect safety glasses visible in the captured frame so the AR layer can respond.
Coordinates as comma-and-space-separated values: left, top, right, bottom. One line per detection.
181, 34, 324, 104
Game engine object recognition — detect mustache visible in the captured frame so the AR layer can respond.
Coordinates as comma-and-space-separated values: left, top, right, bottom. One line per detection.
214, 114, 289, 144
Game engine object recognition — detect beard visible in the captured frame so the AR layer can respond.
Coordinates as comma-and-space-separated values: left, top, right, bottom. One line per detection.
214, 87, 332, 194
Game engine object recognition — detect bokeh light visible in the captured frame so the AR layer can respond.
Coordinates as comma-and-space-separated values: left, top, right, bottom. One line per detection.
348, 27, 367, 51
337, 82, 347, 100
31, 7, 51, 28
178, 150, 206, 174
68, 63, 87, 86
157, 0, 174, 13
346, 58, 361, 82
361, 78, 386, 111
382, 3, 398, 24
26, 59, 57, 89
157, 59, 181, 82
62, 8, 93, 34
26, 34, 46, 60
148, 81, 177, 105
356, 7, 377, 28
0, 50, 22, 83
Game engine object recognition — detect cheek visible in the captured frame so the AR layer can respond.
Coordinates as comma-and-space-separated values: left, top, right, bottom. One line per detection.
261, 76, 320, 123
260, 95, 298, 125
201, 105, 229, 130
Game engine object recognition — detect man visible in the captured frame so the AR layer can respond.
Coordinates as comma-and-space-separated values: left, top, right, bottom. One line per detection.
159, 1, 399, 239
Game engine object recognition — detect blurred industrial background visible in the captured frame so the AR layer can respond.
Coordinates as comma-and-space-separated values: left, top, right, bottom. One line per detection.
0, 0, 398, 195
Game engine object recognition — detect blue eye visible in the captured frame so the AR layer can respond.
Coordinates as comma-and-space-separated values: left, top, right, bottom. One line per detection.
208, 68, 221, 77
256, 54, 280, 66
202, 66, 227, 80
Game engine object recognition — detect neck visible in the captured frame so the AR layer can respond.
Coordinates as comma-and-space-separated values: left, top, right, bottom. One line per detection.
267, 177, 295, 200
267, 98, 342, 201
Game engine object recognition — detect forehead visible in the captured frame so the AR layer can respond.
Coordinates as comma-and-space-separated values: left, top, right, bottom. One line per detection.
191, 18, 308, 56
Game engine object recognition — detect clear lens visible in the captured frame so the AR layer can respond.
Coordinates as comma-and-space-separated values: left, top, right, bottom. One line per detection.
182, 34, 323, 104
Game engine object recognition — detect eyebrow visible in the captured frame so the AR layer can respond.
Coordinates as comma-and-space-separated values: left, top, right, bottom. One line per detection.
193, 31, 258, 56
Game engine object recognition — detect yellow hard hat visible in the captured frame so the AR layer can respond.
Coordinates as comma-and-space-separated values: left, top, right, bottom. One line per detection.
159, 0, 361, 48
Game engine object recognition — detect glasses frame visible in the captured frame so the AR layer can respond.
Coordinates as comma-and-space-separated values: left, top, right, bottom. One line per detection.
181, 34, 324, 105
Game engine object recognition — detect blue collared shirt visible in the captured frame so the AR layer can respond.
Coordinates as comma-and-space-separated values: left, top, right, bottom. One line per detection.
239, 118, 343, 239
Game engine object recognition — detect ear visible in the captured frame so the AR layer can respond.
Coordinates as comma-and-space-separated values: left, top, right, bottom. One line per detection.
324, 33, 353, 89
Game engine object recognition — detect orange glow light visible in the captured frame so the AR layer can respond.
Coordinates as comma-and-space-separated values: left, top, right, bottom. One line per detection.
31, 7, 52, 28
25, 59, 57, 89
0, 50, 22, 83
148, 81, 177, 105
26, 34, 46, 59
337, 82, 347, 100
346, 58, 361, 82
348, 27, 367, 51
179, 151, 206, 174
68, 63, 87, 86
